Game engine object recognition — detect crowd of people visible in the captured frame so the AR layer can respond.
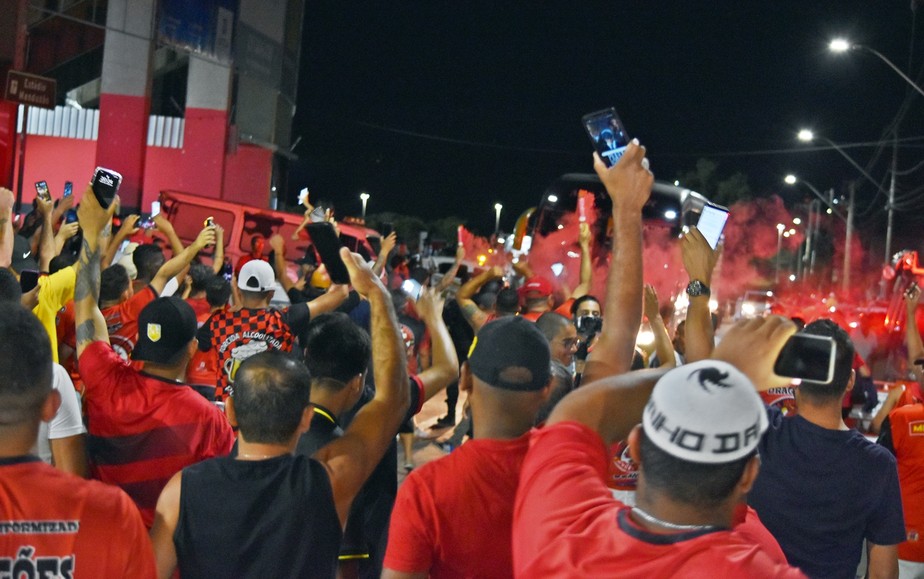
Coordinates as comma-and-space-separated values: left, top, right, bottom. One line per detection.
0, 139, 921, 578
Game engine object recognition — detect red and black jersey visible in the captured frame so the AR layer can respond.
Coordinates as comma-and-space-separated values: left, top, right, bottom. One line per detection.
198, 304, 311, 399
101, 285, 157, 361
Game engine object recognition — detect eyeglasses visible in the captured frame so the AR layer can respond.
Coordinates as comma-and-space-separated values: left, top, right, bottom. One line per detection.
559, 337, 582, 348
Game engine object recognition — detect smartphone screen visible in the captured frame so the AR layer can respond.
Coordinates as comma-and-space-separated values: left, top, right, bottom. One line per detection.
306, 222, 350, 285
34, 181, 51, 202
19, 270, 40, 293
90, 167, 122, 209
63, 181, 73, 198
151, 201, 161, 218
582, 108, 630, 167
401, 278, 422, 301
697, 203, 729, 250
64, 209, 79, 224
298, 188, 310, 207
774, 333, 837, 384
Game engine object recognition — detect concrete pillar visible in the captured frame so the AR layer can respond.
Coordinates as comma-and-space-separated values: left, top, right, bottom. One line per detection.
182, 55, 231, 199
95, 0, 155, 209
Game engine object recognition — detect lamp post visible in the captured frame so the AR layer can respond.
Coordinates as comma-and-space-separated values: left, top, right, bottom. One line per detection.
775, 223, 785, 285
828, 38, 922, 265
796, 130, 884, 195
360, 192, 369, 220
494, 202, 503, 235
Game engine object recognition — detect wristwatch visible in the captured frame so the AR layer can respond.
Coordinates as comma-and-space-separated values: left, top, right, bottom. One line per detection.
685, 280, 711, 298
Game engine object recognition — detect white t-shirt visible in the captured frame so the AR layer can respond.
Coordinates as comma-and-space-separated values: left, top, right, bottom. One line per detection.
35, 363, 86, 464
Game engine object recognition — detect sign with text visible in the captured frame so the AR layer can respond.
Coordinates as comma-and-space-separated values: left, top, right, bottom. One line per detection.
4, 71, 56, 109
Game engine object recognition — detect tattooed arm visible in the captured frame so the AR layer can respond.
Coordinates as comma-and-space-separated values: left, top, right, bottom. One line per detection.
74, 186, 119, 358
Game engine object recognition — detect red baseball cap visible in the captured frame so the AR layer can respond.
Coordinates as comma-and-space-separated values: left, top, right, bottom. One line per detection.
519, 276, 553, 299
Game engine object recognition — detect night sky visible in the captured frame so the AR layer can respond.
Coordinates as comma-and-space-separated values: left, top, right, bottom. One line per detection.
294, 1, 924, 242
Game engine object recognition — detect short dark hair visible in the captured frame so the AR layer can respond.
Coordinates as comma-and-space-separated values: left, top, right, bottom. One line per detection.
303, 312, 371, 386
570, 295, 601, 318
205, 276, 231, 308
639, 428, 753, 509
49, 253, 77, 275
0, 269, 22, 304
0, 303, 53, 425
133, 244, 164, 282
100, 265, 130, 303
800, 318, 855, 400
188, 264, 214, 295
535, 312, 571, 343
232, 351, 311, 444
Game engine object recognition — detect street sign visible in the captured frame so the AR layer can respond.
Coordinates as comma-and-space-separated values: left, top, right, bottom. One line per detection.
4, 71, 56, 109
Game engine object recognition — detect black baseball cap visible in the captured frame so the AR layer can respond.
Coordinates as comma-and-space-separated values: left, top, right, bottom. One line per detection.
11, 235, 39, 273
132, 297, 198, 364
467, 316, 551, 392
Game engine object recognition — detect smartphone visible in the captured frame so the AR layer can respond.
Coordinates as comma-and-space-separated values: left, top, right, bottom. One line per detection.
138, 214, 155, 229
774, 333, 837, 384
298, 187, 310, 207
64, 209, 79, 224
151, 201, 161, 218
204, 216, 215, 227
696, 203, 730, 250
63, 181, 73, 198
19, 270, 40, 293
381, 222, 394, 238
34, 181, 51, 202
582, 107, 630, 168
401, 278, 422, 301
90, 167, 122, 209
306, 222, 350, 285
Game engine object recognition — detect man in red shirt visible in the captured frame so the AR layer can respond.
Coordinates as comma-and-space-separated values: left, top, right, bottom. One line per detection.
74, 189, 235, 527
514, 318, 805, 577
384, 142, 653, 579
0, 301, 155, 578
100, 225, 216, 360
184, 265, 231, 397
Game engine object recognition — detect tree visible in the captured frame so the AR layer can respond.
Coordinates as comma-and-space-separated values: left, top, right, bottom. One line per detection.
677, 158, 752, 207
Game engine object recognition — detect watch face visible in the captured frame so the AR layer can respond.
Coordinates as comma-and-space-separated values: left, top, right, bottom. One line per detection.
686, 280, 710, 297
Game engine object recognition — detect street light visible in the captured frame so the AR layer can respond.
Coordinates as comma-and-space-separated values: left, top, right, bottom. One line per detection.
494, 203, 503, 235
796, 130, 886, 196
828, 38, 923, 265
829, 38, 924, 99
775, 223, 785, 284
360, 192, 369, 220
783, 174, 845, 222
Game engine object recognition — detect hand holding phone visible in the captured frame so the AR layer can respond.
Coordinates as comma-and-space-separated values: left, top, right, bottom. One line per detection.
696, 203, 729, 250
90, 167, 122, 209
306, 222, 350, 285
773, 333, 837, 384
582, 108, 630, 168
34, 181, 51, 203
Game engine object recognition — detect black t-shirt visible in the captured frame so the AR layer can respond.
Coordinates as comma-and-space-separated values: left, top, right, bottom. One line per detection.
296, 378, 423, 578
174, 454, 341, 579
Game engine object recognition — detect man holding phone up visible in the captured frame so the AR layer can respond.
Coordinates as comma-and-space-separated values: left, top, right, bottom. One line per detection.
747, 319, 905, 578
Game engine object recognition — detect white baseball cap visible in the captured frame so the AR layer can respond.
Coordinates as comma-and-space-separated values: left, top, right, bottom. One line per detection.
642, 360, 768, 464
237, 260, 275, 292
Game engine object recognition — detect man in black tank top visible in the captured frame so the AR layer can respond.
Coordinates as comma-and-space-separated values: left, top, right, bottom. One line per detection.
150, 248, 410, 578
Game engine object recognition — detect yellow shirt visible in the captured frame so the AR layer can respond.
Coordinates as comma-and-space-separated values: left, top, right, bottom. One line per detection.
33, 266, 75, 363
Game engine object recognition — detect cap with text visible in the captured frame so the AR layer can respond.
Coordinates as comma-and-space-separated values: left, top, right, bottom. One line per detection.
643, 360, 768, 464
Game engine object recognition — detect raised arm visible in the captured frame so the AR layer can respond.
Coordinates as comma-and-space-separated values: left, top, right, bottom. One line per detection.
0, 188, 13, 268
412, 288, 460, 401
456, 265, 504, 332
74, 187, 119, 358
681, 226, 720, 363
433, 245, 466, 293
905, 284, 924, 384
53, 221, 80, 257
34, 197, 56, 272
152, 213, 185, 256
372, 232, 397, 277
570, 222, 593, 299
149, 225, 215, 295
211, 224, 225, 275
644, 284, 676, 369
269, 234, 296, 292
306, 284, 349, 318
313, 248, 409, 525
102, 214, 139, 269
581, 143, 652, 384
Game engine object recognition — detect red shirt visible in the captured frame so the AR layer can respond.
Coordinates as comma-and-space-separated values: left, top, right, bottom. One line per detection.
385, 432, 532, 578
887, 403, 924, 562
185, 297, 221, 391
0, 456, 155, 578
514, 422, 805, 578
78, 341, 235, 527
101, 285, 157, 360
